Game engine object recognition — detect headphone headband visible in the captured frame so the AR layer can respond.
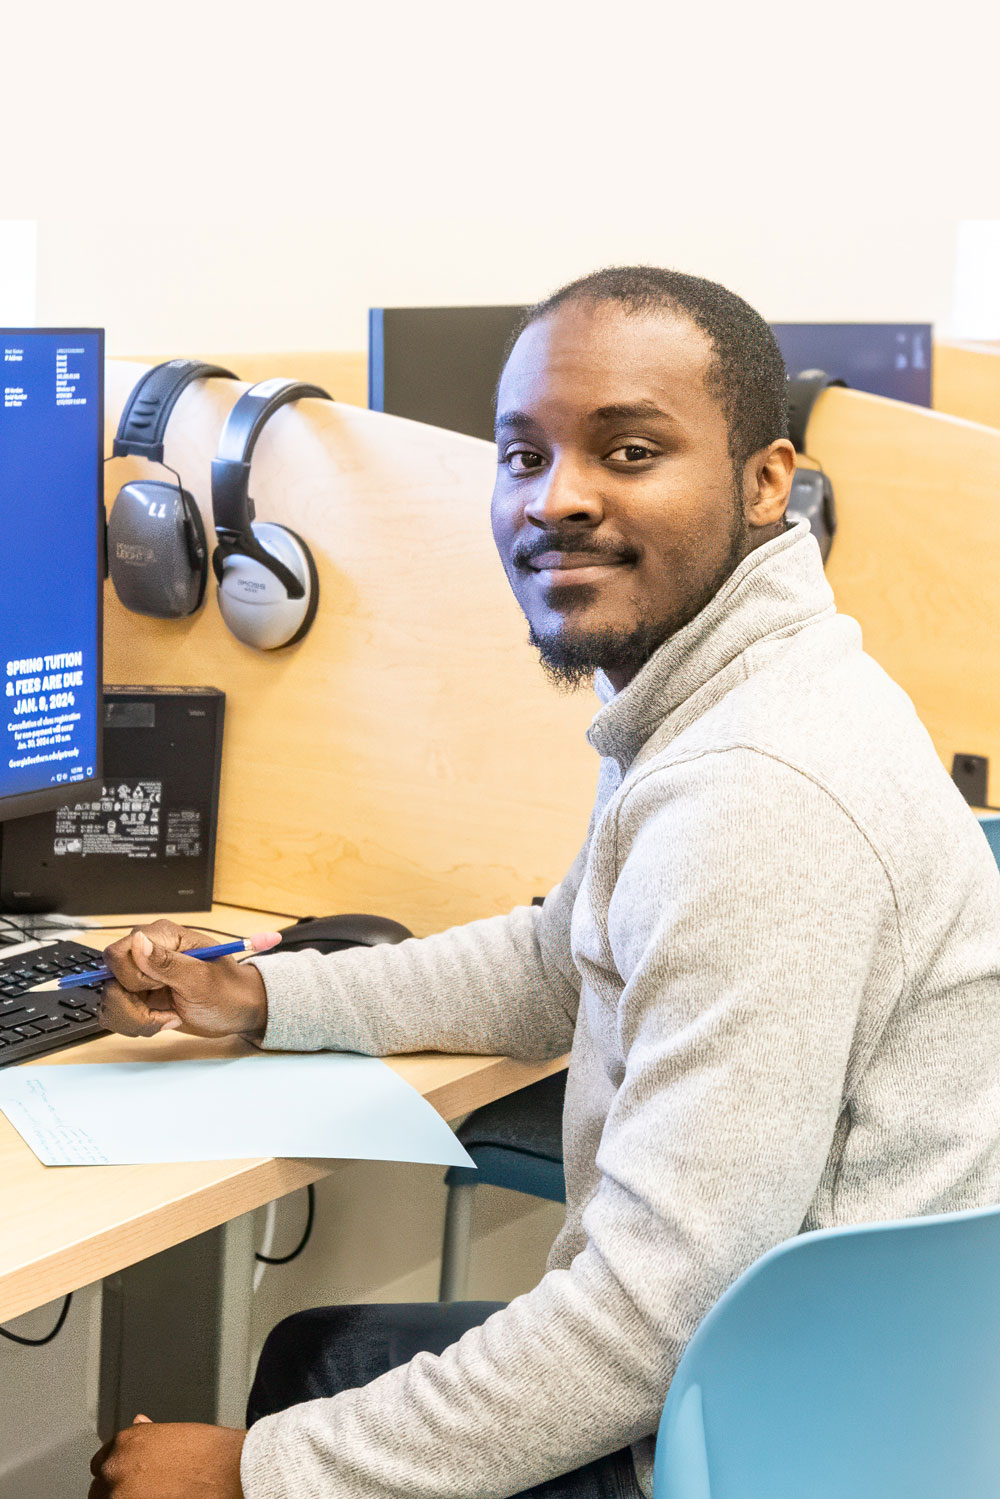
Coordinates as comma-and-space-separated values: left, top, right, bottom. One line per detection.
211, 377, 332, 537
786, 371, 847, 455
211, 377, 333, 603
113, 359, 238, 463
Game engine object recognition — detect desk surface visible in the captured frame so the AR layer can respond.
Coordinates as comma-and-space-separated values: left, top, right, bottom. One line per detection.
0, 906, 565, 1323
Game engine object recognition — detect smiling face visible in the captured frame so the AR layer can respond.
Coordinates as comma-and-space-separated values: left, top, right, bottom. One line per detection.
491, 299, 794, 690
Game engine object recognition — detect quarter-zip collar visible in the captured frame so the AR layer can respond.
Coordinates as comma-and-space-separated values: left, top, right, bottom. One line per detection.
587, 521, 836, 773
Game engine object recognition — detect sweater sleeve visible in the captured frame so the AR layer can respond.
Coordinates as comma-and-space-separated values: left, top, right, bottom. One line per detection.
241, 750, 903, 1499
246, 839, 587, 1061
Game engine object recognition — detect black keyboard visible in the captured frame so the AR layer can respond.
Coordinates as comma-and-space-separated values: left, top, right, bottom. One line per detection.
0, 939, 107, 1069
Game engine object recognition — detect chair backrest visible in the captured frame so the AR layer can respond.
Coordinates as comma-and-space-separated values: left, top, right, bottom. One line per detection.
979, 813, 1000, 869
654, 1203, 1000, 1499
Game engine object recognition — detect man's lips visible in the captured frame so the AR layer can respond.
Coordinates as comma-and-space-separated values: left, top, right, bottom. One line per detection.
526, 551, 631, 572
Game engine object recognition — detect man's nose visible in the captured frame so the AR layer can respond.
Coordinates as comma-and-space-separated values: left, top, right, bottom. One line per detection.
523, 456, 603, 529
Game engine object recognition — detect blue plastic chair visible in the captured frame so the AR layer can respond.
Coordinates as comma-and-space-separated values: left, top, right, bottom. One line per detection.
654, 1202, 1000, 1498
439, 1071, 566, 1299
979, 811, 1000, 868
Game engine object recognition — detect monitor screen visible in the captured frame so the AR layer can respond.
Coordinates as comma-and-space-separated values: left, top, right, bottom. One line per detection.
369, 309, 934, 441
1, 328, 104, 821
771, 324, 932, 407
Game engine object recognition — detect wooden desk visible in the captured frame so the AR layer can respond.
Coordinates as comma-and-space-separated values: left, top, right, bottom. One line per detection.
0, 904, 565, 1325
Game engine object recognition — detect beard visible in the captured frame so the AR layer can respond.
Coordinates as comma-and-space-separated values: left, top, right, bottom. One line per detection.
529, 494, 749, 691
529, 613, 676, 690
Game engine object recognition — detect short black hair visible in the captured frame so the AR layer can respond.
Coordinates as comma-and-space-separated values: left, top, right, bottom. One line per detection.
511, 265, 788, 472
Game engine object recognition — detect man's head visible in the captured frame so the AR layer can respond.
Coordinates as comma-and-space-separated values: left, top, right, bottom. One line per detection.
491, 266, 795, 690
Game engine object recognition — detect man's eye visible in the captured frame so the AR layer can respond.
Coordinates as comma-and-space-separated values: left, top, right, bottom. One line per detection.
503, 449, 546, 475
606, 442, 655, 464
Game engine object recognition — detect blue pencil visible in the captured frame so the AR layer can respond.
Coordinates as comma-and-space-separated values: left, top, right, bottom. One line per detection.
29, 934, 282, 992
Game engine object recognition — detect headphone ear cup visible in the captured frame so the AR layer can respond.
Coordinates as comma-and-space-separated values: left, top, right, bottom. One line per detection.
107, 480, 206, 618
179, 489, 209, 610
274, 525, 319, 647
216, 521, 319, 649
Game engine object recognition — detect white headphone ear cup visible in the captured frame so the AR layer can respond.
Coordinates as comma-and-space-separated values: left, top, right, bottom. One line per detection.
216, 522, 319, 649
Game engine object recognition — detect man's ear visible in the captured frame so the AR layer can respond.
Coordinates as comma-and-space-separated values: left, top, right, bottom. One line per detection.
745, 439, 796, 531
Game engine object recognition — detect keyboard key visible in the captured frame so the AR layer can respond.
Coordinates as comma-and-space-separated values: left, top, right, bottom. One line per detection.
32, 1015, 70, 1032
0, 940, 105, 1063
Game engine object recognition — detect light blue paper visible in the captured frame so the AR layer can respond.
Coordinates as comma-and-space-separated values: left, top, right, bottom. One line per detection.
0, 1054, 475, 1168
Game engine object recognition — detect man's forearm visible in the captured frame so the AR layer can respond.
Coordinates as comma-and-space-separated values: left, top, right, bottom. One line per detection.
249, 899, 580, 1061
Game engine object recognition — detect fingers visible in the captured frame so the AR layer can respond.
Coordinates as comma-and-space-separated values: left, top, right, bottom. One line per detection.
127, 932, 218, 998
98, 926, 221, 1038
103, 921, 206, 996
97, 979, 180, 1039
133, 1414, 152, 1424
90, 1439, 113, 1478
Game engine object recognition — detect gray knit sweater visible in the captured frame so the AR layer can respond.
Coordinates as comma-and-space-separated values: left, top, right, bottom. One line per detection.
241, 521, 1000, 1499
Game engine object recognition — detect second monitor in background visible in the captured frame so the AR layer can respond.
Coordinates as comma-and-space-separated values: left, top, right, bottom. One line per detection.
369, 307, 933, 443
369, 305, 523, 443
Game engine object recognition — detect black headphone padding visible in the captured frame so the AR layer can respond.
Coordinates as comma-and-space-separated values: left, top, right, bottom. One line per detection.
113, 359, 239, 462
786, 371, 847, 455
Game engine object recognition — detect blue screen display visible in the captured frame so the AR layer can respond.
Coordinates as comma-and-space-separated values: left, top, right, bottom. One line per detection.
771, 324, 933, 407
1, 330, 102, 809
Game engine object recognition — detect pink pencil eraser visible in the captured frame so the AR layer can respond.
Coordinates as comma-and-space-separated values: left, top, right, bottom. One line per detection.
248, 931, 283, 953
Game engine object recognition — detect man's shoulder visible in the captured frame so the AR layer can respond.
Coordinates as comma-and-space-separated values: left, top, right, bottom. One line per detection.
628, 619, 944, 830
599, 633, 994, 926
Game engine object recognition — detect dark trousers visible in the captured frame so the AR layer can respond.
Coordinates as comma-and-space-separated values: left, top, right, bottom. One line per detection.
247, 1301, 640, 1498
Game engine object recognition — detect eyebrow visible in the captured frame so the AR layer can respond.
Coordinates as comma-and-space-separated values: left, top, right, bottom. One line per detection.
494, 410, 538, 436
495, 399, 680, 438
589, 400, 680, 427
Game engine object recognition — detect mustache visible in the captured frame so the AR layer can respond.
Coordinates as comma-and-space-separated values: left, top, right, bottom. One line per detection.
511, 532, 639, 571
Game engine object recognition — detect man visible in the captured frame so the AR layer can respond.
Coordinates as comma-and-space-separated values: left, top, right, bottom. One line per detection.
90, 267, 1000, 1499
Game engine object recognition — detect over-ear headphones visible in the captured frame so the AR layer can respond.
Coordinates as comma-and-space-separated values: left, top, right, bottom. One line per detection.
107, 360, 238, 617
785, 370, 846, 564
211, 377, 332, 650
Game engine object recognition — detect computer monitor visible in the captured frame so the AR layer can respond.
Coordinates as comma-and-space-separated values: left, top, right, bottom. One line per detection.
771, 324, 932, 408
1, 328, 104, 823
369, 305, 523, 443
368, 308, 933, 440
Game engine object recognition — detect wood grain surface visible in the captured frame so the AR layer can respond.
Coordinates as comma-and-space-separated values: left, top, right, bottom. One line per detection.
817, 385, 1000, 783
933, 340, 1000, 430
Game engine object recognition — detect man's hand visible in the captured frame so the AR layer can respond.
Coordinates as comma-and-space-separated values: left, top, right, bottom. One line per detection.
99, 920, 275, 1040
89, 1417, 246, 1498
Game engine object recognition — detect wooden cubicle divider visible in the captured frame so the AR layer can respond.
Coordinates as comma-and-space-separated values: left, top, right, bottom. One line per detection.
102, 363, 597, 935
933, 340, 1000, 429
815, 385, 1000, 785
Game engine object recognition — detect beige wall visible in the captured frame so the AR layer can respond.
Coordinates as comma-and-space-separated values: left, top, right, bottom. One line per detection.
9, 1, 1000, 354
